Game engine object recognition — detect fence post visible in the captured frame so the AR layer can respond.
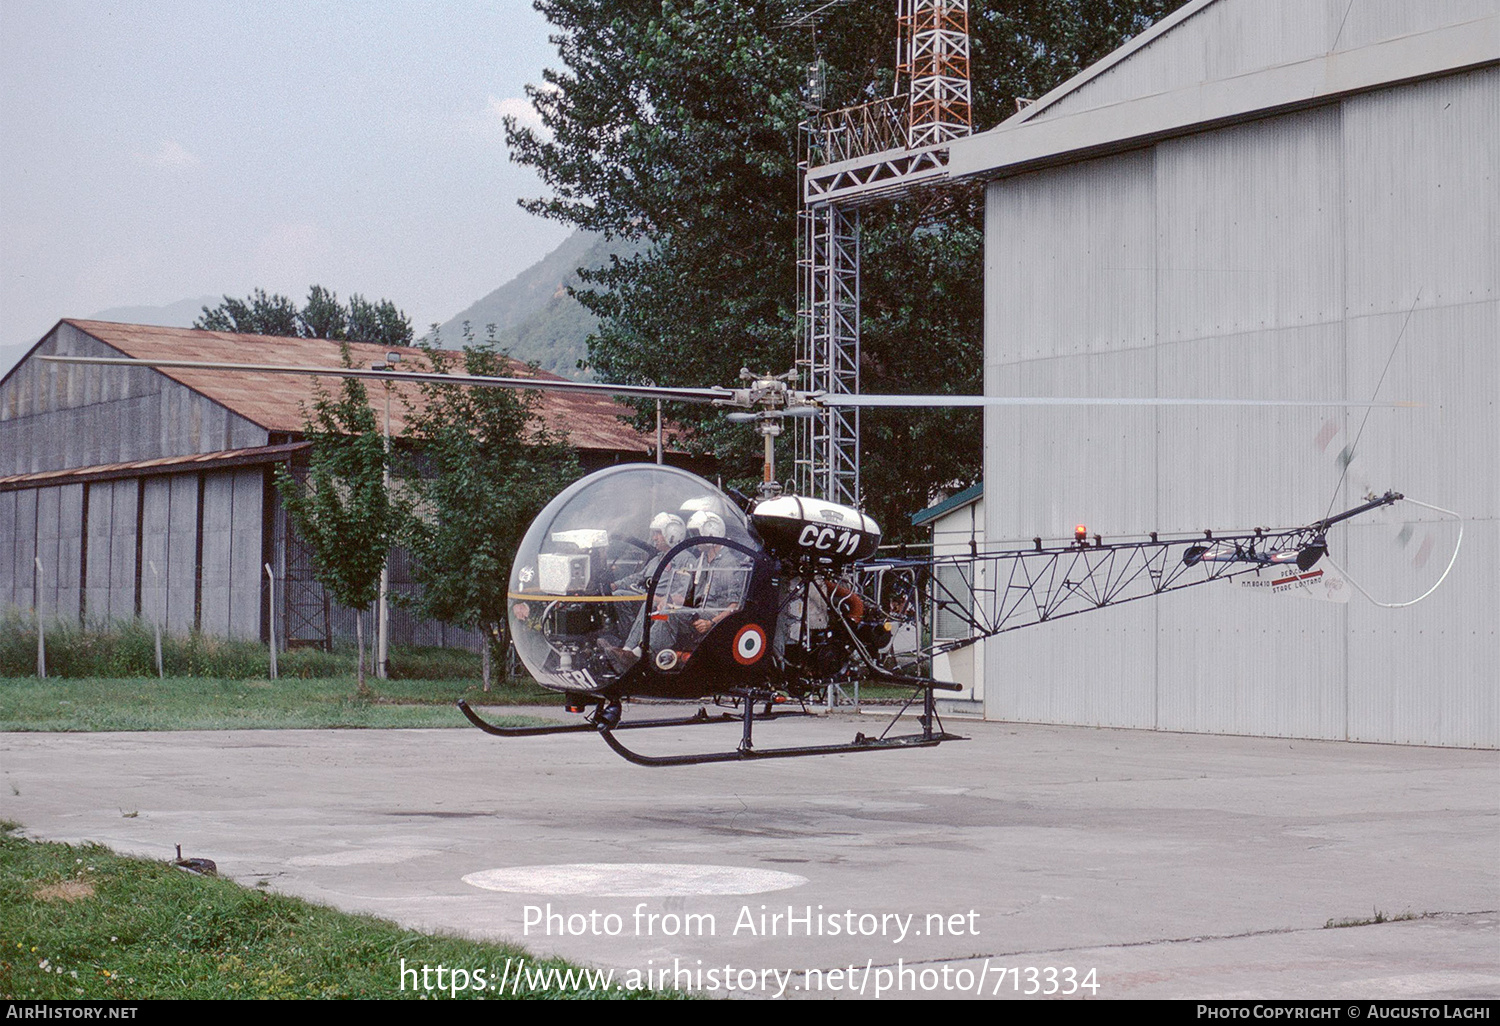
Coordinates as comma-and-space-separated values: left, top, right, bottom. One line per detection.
149, 560, 163, 678
34, 557, 46, 678
264, 563, 278, 680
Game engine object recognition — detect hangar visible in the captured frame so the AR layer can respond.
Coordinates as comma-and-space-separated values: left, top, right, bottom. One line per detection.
943, 0, 1497, 747
0, 319, 669, 650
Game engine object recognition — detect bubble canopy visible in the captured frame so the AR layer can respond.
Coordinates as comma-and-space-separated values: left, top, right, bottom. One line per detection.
507, 465, 754, 693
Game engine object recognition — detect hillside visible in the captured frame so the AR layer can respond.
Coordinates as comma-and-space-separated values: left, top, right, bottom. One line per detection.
3, 297, 218, 379
435, 230, 639, 378
89, 296, 221, 329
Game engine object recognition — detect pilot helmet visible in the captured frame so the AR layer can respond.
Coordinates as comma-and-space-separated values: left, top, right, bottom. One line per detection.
686, 510, 726, 539
649, 512, 685, 547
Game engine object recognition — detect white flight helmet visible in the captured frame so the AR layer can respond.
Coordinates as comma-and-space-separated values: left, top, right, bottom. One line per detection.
686, 510, 726, 540
649, 512, 685, 547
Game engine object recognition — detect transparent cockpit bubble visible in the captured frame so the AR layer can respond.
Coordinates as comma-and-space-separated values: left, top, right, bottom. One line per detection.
507, 465, 751, 692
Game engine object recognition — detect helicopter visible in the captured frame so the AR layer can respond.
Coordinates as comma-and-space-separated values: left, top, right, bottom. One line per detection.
40, 353, 1423, 766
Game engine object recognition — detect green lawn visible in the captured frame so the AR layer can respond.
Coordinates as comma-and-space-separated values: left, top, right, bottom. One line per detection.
0, 825, 671, 1000
0, 677, 563, 732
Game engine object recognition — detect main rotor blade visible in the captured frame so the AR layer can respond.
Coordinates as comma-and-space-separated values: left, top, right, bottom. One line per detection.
821, 394, 1417, 408
38, 355, 733, 405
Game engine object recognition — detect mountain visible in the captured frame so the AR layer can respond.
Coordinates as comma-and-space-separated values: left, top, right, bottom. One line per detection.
88, 296, 221, 329
4, 235, 630, 382
434, 230, 640, 378
2, 297, 219, 378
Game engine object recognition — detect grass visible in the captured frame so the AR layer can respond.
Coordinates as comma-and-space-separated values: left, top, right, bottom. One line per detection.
0, 615, 930, 731
0, 612, 495, 682
0, 824, 671, 999
0, 676, 562, 732
0, 673, 937, 732
1324, 909, 1423, 929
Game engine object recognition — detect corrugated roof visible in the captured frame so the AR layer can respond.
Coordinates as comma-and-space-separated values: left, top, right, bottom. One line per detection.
63, 319, 661, 454
0, 442, 310, 491
910, 482, 982, 526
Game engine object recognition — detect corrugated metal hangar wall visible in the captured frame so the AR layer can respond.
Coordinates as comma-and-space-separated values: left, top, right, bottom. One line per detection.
0, 322, 483, 648
1, 324, 271, 639
2, 319, 676, 651
968, 0, 1496, 747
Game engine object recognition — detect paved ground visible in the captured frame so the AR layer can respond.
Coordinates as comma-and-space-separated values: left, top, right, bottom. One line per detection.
1, 705, 1495, 1000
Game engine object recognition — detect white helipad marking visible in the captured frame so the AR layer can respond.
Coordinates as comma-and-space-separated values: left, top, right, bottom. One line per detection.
462, 863, 808, 897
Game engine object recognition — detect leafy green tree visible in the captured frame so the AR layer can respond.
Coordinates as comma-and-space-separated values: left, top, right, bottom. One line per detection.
196, 287, 414, 348
506, 0, 1185, 537
399, 329, 580, 688
299, 285, 348, 340
274, 345, 394, 693
195, 288, 300, 337
346, 295, 413, 349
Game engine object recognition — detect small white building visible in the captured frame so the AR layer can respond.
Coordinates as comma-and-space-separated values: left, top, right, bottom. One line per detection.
911, 483, 985, 715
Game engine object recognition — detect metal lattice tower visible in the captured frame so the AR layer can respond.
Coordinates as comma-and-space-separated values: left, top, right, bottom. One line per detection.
795, 0, 971, 507
898, 0, 973, 147
794, 198, 861, 506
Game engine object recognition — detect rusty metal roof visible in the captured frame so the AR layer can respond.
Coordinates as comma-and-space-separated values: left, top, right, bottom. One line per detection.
0, 443, 311, 492
64, 320, 660, 454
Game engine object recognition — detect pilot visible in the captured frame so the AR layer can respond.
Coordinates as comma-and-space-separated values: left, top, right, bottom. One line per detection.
679, 510, 748, 636
634, 509, 751, 660
615, 512, 686, 594
647, 512, 686, 572
609, 511, 688, 668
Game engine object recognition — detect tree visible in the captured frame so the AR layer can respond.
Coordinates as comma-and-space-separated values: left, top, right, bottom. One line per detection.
398, 328, 580, 688
196, 286, 414, 348
274, 345, 394, 693
506, 0, 1187, 538
195, 288, 300, 337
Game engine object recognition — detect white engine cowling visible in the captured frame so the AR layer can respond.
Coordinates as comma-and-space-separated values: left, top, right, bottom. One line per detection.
751, 496, 881, 567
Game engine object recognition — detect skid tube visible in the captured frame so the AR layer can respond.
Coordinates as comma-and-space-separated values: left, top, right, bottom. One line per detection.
456, 698, 810, 738
596, 686, 966, 768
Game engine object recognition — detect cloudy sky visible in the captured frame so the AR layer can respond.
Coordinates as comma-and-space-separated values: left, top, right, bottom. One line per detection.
1, 1, 571, 351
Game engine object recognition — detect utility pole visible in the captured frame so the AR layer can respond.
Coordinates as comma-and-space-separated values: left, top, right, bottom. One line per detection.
373, 351, 401, 679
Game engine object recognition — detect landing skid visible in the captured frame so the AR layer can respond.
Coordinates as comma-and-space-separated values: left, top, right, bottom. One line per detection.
455, 700, 805, 737
599, 686, 964, 767
458, 686, 964, 767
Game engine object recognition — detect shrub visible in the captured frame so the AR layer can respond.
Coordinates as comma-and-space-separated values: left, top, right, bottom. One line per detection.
0, 611, 484, 681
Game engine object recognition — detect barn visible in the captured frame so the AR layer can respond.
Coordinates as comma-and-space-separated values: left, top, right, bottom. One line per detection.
0, 319, 676, 650
945, 0, 1497, 746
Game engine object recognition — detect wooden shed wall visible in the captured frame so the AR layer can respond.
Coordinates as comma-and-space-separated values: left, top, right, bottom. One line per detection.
0, 323, 268, 476
2, 468, 266, 641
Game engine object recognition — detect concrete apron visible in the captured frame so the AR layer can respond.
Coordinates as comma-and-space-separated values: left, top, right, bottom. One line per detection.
1, 709, 1495, 1000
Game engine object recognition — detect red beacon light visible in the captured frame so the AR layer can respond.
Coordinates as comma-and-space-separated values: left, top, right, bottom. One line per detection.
1075, 524, 1088, 545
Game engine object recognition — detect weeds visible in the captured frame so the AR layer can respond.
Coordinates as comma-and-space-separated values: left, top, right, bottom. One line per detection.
0, 611, 486, 682
1324, 909, 1422, 929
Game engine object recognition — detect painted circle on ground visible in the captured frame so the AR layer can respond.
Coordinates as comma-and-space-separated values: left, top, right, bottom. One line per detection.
732, 624, 766, 665
463, 863, 807, 897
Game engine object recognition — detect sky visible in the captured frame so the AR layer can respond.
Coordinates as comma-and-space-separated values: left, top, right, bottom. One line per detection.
0, 0, 572, 352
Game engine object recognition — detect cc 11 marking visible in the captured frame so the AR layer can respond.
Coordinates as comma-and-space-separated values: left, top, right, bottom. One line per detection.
797, 524, 863, 556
